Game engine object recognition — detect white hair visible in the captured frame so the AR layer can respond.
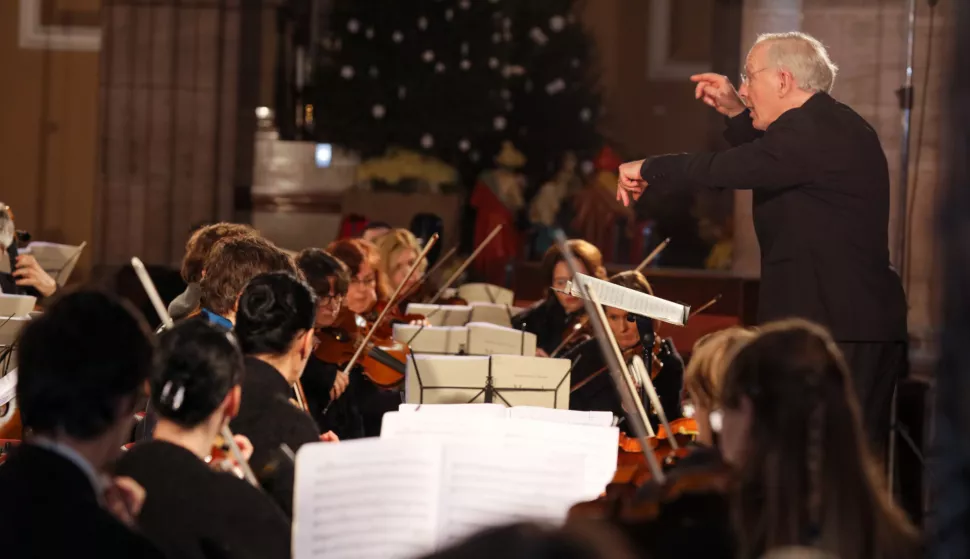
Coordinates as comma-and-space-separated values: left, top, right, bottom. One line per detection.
753, 32, 838, 94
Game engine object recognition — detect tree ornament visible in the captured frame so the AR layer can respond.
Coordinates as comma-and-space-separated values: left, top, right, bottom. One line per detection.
421, 134, 434, 149
459, 138, 471, 151
459, 0, 470, 9
347, 19, 360, 33
546, 78, 566, 95
423, 50, 435, 63
530, 28, 549, 45
445, 9, 454, 20
340, 66, 355, 79
392, 30, 404, 43
549, 15, 566, 32
366, 27, 375, 39
372, 104, 386, 119
489, 58, 499, 69
494, 116, 507, 130
435, 62, 446, 73
580, 107, 592, 122
460, 59, 472, 70
418, 17, 428, 30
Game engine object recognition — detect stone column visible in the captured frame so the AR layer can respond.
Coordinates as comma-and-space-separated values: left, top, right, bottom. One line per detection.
732, 0, 804, 278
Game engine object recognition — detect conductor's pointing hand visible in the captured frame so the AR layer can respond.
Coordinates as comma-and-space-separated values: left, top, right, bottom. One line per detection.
690, 73, 746, 118
617, 159, 647, 207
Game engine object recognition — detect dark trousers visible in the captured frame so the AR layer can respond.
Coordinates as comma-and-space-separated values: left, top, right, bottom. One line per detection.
837, 341, 908, 462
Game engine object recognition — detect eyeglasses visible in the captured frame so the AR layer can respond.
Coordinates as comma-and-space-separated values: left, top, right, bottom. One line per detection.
350, 275, 377, 287
740, 67, 771, 85
552, 277, 571, 290
319, 295, 343, 310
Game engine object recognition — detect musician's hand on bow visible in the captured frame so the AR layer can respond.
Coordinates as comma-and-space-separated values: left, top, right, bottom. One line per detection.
103, 476, 146, 528
232, 434, 254, 461
320, 431, 340, 443
330, 371, 349, 400
409, 318, 431, 327
617, 160, 648, 207
535, 348, 549, 358
13, 254, 57, 297
690, 73, 746, 117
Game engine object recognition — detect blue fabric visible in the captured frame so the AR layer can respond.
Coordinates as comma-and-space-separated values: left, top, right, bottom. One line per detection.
200, 308, 233, 331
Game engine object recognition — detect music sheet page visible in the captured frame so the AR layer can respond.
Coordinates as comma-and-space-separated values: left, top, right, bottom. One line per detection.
293, 439, 442, 559
436, 444, 587, 548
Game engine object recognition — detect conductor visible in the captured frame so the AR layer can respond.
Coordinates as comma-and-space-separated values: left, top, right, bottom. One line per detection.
616, 32, 907, 458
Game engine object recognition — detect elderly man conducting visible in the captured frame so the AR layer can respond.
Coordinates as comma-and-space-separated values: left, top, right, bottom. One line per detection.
617, 32, 907, 459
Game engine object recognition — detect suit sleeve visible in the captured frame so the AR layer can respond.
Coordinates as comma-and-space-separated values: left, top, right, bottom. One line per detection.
723, 109, 763, 146
639, 119, 814, 191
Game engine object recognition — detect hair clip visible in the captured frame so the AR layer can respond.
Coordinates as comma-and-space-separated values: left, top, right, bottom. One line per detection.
171, 386, 185, 411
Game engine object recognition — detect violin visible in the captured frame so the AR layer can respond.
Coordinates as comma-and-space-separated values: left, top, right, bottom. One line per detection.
314, 308, 410, 389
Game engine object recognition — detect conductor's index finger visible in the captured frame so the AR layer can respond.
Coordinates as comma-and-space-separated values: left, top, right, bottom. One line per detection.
689, 72, 723, 84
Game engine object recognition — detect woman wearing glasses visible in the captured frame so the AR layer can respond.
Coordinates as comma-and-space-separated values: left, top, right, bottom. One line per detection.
296, 248, 358, 437
512, 239, 607, 357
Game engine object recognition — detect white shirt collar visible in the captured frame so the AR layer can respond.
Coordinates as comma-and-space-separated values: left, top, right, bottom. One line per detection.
30, 435, 108, 503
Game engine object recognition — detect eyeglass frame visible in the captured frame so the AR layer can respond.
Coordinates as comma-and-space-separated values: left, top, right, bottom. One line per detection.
739, 66, 772, 85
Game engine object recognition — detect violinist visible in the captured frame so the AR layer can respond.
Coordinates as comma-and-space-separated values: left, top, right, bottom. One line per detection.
374, 228, 427, 308
115, 320, 291, 559
167, 222, 256, 320
230, 272, 328, 517
197, 235, 296, 329
563, 270, 684, 434
719, 319, 920, 559
325, 238, 401, 437
512, 239, 607, 357
682, 326, 756, 448
295, 248, 359, 437
0, 290, 164, 559
0, 202, 58, 300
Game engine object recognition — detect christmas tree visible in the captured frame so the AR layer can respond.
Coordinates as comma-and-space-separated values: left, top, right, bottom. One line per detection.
506, 0, 602, 185
309, 0, 513, 182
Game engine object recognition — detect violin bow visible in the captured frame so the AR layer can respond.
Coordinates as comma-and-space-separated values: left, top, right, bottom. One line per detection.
631, 355, 680, 451
553, 231, 665, 483
399, 246, 457, 303
634, 237, 670, 273
336, 234, 439, 380
550, 316, 590, 358
130, 257, 260, 489
428, 224, 503, 304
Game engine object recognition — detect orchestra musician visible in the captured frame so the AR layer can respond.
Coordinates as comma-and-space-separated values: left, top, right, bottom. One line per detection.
326, 238, 401, 437
295, 248, 359, 437
563, 270, 684, 434
512, 239, 607, 357
681, 326, 756, 447
115, 320, 291, 559
361, 221, 392, 243
719, 319, 919, 558
0, 290, 164, 558
0, 202, 58, 300
230, 272, 329, 517
374, 228, 427, 308
196, 235, 297, 329
167, 222, 257, 320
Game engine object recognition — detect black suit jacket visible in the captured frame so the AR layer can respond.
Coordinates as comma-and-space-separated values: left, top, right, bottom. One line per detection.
115, 441, 291, 559
230, 356, 321, 517
0, 444, 165, 559
640, 93, 907, 342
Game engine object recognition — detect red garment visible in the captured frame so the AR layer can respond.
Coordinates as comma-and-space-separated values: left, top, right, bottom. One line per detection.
469, 181, 520, 286
338, 214, 369, 240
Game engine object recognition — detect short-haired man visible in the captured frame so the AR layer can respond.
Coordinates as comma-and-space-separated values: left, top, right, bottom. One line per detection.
0, 290, 164, 558
168, 222, 257, 320
198, 235, 298, 328
616, 32, 907, 457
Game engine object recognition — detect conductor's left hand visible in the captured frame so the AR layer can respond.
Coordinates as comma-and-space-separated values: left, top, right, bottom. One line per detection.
617, 160, 648, 207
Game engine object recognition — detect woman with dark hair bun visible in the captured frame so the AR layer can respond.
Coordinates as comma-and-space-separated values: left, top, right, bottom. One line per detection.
115, 319, 291, 559
230, 272, 332, 518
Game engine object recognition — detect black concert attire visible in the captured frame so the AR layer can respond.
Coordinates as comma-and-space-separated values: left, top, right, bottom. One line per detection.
564, 329, 684, 435
0, 273, 44, 300
115, 440, 291, 559
512, 289, 585, 356
230, 356, 321, 517
639, 93, 908, 454
0, 443, 165, 559
301, 355, 365, 440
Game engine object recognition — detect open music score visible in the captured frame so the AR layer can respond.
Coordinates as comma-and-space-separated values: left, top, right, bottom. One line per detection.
398, 403, 615, 427
561, 273, 690, 326
293, 438, 588, 559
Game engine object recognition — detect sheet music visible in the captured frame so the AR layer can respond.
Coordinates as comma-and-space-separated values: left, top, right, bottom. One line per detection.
0, 368, 16, 407
436, 444, 587, 547
507, 406, 614, 427
381, 412, 617, 499
570, 273, 689, 326
397, 403, 508, 418
293, 439, 442, 559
